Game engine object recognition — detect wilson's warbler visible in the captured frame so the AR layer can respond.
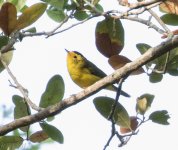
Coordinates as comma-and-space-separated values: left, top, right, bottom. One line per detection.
66, 50, 130, 97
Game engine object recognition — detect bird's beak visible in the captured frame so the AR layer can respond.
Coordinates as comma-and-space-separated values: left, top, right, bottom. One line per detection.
65, 49, 69, 53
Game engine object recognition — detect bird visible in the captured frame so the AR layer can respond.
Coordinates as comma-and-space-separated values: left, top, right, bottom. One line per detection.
65, 49, 130, 97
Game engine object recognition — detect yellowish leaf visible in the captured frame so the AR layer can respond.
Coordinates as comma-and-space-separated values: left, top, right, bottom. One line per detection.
16, 3, 47, 30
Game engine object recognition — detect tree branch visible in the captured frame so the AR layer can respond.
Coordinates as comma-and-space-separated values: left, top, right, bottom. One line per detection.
0, 58, 43, 112
1, 34, 178, 136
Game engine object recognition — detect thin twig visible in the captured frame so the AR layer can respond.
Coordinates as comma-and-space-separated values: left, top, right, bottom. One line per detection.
147, 9, 171, 34
118, 0, 162, 9
103, 119, 116, 150
46, 10, 75, 38
108, 78, 124, 120
0, 56, 43, 112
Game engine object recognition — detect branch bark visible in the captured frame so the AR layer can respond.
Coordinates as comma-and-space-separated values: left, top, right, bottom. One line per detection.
1, 35, 178, 136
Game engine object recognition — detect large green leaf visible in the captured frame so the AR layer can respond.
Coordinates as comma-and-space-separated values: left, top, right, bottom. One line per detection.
39, 75, 65, 108
40, 122, 64, 144
93, 96, 130, 128
74, 10, 90, 21
149, 110, 170, 125
161, 14, 178, 26
47, 8, 66, 22
0, 136, 23, 150
12, 95, 31, 132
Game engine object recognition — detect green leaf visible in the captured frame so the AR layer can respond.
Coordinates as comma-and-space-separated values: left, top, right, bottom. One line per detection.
149, 110, 170, 125
39, 75, 65, 108
161, 14, 178, 26
167, 55, 178, 76
136, 93, 154, 115
93, 96, 130, 128
149, 72, 163, 83
7, 0, 26, 11
47, 8, 66, 22
24, 27, 37, 33
0, 36, 13, 73
40, 122, 64, 143
91, 0, 100, 5
0, 36, 9, 49
136, 43, 151, 55
12, 95, 31, 132
94, 3, 104, 13
0, 136, 23, 150
74, 10, 89, 21
42, 0, 64, 9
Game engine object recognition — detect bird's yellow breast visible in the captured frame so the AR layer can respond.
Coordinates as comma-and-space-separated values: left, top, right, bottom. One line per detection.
68, 65, 101, 88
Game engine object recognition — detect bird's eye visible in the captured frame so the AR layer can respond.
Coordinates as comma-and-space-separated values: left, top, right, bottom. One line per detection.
74, 55, 77, 59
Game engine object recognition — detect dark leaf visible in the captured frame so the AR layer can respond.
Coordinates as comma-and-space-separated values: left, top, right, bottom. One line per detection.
161, 14, 178, 26
40, 122, 64, 143
95, 17, 125, 58
149, 110, 170, 125
0, 2, 17, 35
149, 72, 163, 83
93, 96, 130, 128
12, 95, 31, 132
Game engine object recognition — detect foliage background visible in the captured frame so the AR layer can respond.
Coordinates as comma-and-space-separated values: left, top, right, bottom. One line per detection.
0, 0, 178, 150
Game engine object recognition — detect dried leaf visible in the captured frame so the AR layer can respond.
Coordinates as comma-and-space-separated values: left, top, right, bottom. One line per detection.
120, 116, 138, 134
29, 131, 48, 143
108, 55, 145, 75
0, 2, 17, 36
160, 0, 178, 15
95, 17, 125, 58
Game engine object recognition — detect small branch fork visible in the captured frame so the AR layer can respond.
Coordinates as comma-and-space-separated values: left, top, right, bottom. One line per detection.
0, 32, 43, 112
0, 55, 43, 112
20, 0, 166, 40
104, 77, 136, 149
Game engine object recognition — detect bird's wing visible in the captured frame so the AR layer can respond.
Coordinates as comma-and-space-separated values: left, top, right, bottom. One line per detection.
85, 59, 107, 78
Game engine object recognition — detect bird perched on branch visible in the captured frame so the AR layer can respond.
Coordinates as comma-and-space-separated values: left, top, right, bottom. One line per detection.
65, 49, 130, 97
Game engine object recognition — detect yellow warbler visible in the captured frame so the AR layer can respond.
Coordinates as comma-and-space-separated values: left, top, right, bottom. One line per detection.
66, 50, 130, 97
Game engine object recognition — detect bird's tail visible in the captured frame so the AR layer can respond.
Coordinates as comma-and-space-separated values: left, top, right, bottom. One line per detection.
108, 85, 130, 98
